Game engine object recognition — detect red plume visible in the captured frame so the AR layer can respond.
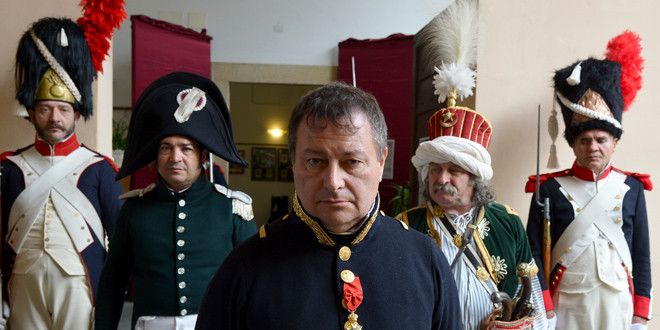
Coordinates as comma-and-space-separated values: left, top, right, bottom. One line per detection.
605, 30, 644, 112
77, 0, 128, 73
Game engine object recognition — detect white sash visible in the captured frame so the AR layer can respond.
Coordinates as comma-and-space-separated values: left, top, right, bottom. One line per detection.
7, 147, 105, 253
553, 174, 632, 270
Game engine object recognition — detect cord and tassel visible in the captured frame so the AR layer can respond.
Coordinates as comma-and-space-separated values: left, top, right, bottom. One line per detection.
546, 98, 560, 169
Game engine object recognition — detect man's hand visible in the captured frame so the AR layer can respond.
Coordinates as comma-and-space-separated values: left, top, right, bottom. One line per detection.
546, 310, 556, 330
631, 316, 648, 330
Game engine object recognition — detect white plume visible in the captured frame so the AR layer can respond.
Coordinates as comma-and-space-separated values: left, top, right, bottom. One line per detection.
418, 0, 479, 104
433, 63, 476, 103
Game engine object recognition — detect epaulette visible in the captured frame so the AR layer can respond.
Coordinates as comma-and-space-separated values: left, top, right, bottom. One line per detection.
524, 169, 572, 193
119, 183, 156, 199
81, 144, 120, 172
394, 205, 426, 219
259, 224, 267, 238
613, 167, 653, 191
0, 151, 15, 161
214, 184, 254, 221
502, 204, 519, 216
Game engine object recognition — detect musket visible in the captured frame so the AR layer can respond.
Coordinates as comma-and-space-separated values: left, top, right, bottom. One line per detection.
535, 105, 552, 286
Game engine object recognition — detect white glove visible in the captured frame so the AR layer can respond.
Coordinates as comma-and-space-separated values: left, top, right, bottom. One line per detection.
2, 301, 8, 319
631, 323, 647, 330
546, 314, 557, 330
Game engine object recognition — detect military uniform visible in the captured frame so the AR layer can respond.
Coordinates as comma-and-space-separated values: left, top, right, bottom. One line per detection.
95, 72, 252, 330
525, 31, 651, 329
526, 163, 652, 326
397, 202, 546, 329
94, 176, 257, 329
1, 135, 124, 329
195, 196, 463, 329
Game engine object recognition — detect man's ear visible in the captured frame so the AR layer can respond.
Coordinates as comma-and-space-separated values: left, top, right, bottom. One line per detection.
74, 112, 81, 121
201, 149, 210, 169
27, 109, 36, 123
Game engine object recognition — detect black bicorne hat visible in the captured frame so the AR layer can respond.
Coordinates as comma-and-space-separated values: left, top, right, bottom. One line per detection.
116, 72, 247, 180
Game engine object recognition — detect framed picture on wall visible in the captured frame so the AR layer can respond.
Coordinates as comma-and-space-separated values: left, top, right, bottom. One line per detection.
229, 149, 246, 175
277, 148, 293, 181
251, 147, 277, 181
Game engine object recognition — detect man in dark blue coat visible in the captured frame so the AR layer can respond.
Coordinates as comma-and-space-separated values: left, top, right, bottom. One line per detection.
1, 17, 124, 329
196, 82, 462, 330
526, 31, 651, 329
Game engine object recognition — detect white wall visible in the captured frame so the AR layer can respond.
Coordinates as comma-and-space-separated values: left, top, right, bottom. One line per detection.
112, 0, 452, 107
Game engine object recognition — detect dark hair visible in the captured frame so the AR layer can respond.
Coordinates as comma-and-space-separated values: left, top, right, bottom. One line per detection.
287, 81, 388, 160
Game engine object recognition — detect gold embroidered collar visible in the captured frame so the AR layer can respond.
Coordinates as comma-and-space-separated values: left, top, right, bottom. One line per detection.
293, 192, 380, 247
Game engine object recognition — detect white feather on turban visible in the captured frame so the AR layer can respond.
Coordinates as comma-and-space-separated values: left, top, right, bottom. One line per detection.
412, 136, 492, 181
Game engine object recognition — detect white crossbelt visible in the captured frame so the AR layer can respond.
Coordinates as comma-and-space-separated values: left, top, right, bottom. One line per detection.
7, 147, 105, 253
553, 174, 631, 270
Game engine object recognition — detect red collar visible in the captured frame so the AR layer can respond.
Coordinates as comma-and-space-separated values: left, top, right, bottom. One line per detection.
571, 161, 613, 181
34, 134, 80, 156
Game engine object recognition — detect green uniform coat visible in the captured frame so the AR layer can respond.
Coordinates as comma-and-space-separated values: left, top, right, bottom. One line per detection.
397, 202, 534, 297
94, 176, 257, 329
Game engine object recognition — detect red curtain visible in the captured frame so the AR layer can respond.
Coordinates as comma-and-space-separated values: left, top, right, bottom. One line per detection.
338, 34, 414, 213
130, 15, 212, 188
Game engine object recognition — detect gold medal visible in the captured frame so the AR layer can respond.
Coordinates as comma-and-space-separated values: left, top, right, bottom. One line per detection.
476, 266, 490, 281
452, 234, 463, 248
344, 312, 363, 330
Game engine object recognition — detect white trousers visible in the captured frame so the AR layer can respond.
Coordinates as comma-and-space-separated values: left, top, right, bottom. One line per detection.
8, 252, 92, 330
554, 283, 632, 330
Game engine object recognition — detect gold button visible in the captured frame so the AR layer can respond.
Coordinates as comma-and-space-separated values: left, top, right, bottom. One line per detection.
340, 270, 355, 283
576, 208, 581, 213
380, 210, 385, 216
614, 217, 622, 224
339, 246, 351, 261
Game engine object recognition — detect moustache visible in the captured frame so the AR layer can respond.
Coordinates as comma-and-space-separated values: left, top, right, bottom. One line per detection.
46, 124, 66, 130
431, 183, 458, 195
167, 164, 187, 171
